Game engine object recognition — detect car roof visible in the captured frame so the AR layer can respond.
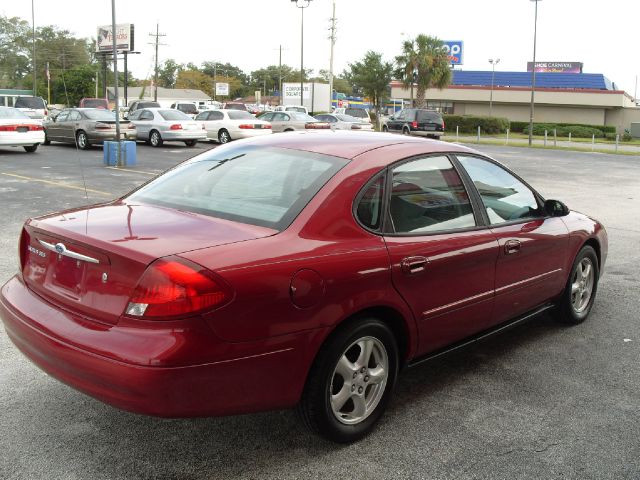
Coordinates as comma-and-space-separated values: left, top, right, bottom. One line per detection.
228, 131, 481, 160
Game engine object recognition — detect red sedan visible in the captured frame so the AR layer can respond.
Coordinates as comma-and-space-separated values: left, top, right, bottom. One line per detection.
0, 131, 607, 443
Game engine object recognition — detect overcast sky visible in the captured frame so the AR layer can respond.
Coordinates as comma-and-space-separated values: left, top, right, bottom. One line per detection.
3, 0, 639, 94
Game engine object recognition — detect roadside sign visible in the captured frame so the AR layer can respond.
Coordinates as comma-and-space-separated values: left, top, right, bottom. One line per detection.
216, 83, 229, 96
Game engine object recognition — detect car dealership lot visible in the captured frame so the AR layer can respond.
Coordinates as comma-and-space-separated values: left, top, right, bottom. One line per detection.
0, 142, 639, 479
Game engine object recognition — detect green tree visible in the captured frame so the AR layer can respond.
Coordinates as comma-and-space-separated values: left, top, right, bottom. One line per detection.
345, 51, 393, 114
0, 16, 33, 88
157, 59, 182, 88
395, 34, 451, 108
51, 64, 99, 106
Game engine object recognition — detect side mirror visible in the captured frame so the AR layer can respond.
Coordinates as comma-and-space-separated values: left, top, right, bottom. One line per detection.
389, 116, 395, 121
544, 199, 569, 217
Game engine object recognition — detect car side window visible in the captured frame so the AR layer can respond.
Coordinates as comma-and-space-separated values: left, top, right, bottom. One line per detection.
140, 110, 154, 121
128, 110, 141, 120
395, 110, 406, 121
273, 113, 287, 122
389, 155, 475, 234
315, 115, 328, 122
55, 111, 69, 122
260, 113, 274, 121
69, 111, 81, 121
356, 174, 385, 231
457, 155, 542, 224
210, 111, 224, 121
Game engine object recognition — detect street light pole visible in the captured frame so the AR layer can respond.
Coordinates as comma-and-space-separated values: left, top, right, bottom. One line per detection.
292, 0, 312, 107
31, 0, 36, 97
489, 58, 500, 116
528, 0, 542, 147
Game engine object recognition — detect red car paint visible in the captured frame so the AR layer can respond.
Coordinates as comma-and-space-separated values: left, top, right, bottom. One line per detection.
0, 131, 607, 417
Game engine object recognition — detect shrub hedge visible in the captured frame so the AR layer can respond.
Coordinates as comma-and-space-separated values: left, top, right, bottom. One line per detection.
510, 121, 616, 136
443, 115, 510, 134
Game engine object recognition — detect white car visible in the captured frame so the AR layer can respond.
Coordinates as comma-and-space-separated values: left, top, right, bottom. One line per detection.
14, 96, 48, 120
274, 105, 309, 115
0, 107, 45, 152
127, 108, 207, 147
195, 109, 272, 144
314, 113, 374, 131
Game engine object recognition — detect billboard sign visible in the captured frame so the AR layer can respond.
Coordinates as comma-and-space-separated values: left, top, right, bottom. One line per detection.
527, 62, 583, 73
216, 82, 229, 96
96, 24, 134, 53
443, 41, 464, 65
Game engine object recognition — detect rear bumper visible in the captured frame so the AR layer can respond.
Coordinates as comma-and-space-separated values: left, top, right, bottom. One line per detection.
0, 132, 45, 146
1, 275, 322, 417
88, 131, 137, 143
231, 129, 272, 140
162, 130, 207, 141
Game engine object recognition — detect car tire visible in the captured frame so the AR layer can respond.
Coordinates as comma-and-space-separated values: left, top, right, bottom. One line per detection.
297, 318, 399, 443
554, 245, 599, 325
218, 129, 231, 144
184, 139, 198, 147
284, 129, 294, 132
382, 125, 389, 132
23, 144, 38, 153
402, 127, 411, 135
76, 131, 90, 150
149, 130, 163, 147
43, 133, 50, 146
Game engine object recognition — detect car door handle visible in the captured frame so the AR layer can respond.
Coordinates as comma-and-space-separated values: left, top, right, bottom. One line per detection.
401, 256, 429, 274
504, 239, 521, 255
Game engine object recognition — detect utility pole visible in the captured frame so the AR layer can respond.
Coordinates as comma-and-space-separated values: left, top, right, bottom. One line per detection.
279, 45, 283, 105
149, 24, 166, 102
31, 0, 36, 96
328, 0, 336, 111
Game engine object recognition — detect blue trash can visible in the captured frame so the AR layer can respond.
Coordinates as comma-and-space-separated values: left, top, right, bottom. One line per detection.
103, 140, 137, 166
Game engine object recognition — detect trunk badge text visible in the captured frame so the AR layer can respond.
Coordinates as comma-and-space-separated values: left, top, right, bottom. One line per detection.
27, 245, 46, 258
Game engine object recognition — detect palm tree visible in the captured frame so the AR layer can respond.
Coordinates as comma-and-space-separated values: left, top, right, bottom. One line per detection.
396, 35, 452, 108
395, 40, 418, 107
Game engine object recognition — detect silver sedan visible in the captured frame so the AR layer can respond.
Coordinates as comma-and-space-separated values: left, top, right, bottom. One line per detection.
256, 111, 329, 133
195, 109, 272, 144
127, 108, 207, 147
314, 113, 374, 131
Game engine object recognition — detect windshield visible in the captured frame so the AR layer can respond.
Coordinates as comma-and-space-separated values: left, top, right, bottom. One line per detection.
127, 145, 348, 230
159, 109, 191, 121
228, 111, 254, 120
0, 107, 30, 119
336, 114, 360, 122
14, 97, 45, 109
83, 109, 116, 120
285, 106, 306, 113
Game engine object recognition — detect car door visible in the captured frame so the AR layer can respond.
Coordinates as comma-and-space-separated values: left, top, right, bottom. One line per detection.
381, 154, 500, 355
455, 155, 569, 324
46, 111, 68, 141
134, 109, 153, 138
387, 109, 406, 133
208, 110, 225, 139
64, 110, 82, 143
271, 112, 289, 132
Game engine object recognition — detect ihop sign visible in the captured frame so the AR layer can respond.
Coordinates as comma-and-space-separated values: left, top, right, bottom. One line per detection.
443, 41, 464, 65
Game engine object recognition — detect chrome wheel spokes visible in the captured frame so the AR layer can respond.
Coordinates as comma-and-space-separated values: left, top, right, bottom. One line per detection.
571, 258, 595, 314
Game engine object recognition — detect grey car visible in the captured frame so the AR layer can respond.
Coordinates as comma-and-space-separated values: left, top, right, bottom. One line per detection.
43, 108, 136, 150
256, 111, 329, 133
127, 108, 207, 147
314, 113, 374, 131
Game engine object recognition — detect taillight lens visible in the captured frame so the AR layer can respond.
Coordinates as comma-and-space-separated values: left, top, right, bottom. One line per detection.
94, 122, 111, 130
0, 124, 43, 131
125, 256, 230, 319
263, 124, 272, 129
19, 227, 30, 272
170, 124, 183, 130
442, 120, 446, 130
412, 121, 418, 129
350, 124, 362, 130
238, 124, 255, 129
306, 122, 329, 129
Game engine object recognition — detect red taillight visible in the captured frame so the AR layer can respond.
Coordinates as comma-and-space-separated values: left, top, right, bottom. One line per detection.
263, 124, 272, 129
0, 124, 43, 131
44, 110, 48, 116
412, 121, 418, 129
170, 124, 183, 130
94, 122, 111, 130
306, 122, 329, 129
238, 124, 255, 129
350, 124, 362, 130
125, 256, 229, 319
442, 120, 446, 130
19, 227, 30, 272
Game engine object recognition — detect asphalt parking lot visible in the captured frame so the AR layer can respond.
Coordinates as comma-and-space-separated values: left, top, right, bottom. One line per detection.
0, 140, 639, 480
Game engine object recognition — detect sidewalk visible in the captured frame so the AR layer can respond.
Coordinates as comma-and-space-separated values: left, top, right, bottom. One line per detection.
442, 134, 640, 155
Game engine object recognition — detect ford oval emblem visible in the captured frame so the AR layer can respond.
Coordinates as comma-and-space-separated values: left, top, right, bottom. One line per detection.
54, 243, 66, 254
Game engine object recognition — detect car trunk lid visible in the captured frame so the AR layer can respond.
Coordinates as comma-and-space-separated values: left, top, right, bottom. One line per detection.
21, 201, 277, 325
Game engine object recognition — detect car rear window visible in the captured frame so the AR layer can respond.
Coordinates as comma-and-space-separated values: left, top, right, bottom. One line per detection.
139, 102, 161, 109
290, 112, 317, 122
0, 107, 30, 119
345, 109, 368, 118
228, 111, 254, 120
82, 99, 108, 108
178, 104, 198, 113
225, 103, 246, 111
83, 109, 116, 120
127, 145, 349, 230
417, 110, 442, 122
285, 106, 306, 113
159, 110, 191, 121
14, 97, 45, 109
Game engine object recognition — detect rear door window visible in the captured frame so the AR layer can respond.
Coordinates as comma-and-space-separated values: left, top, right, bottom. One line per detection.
417, 111, 442, 123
